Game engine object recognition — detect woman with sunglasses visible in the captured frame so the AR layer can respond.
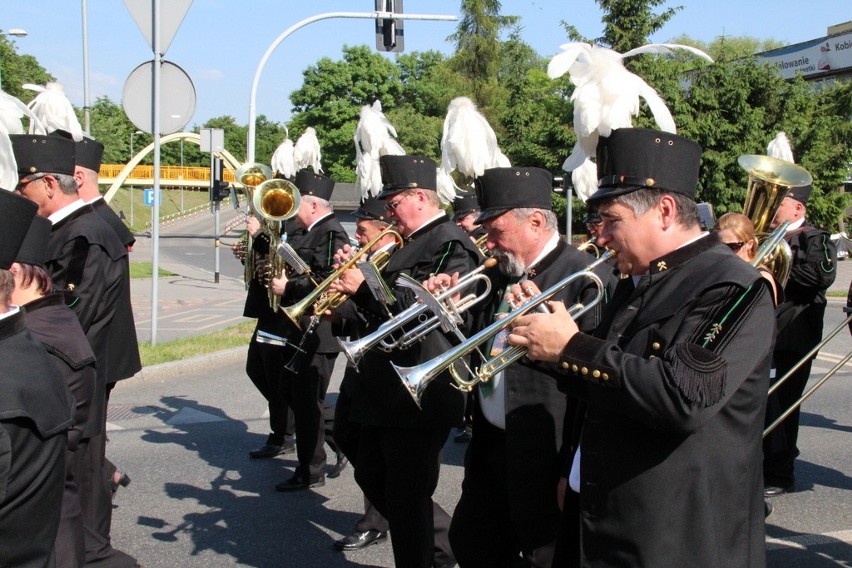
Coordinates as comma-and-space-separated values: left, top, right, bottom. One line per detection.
717, 212, 781, 305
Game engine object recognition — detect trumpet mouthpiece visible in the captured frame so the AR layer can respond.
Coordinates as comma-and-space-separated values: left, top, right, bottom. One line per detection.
483, 257, 498, 269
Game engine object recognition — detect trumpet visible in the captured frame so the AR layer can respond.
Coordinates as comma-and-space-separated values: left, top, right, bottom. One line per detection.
474, 233, 491, 258
282, 226, 403, 329
576, 237, 601, 258
338, 258, 498, 367
393, 250, 615, 406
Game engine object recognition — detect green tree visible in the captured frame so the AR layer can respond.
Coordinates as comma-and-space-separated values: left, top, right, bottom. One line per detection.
668, 34, 785, 62
447, 0, 518, 105
0, 33, 53, 100
289, 45, 403, 181
562, 0, 680, 51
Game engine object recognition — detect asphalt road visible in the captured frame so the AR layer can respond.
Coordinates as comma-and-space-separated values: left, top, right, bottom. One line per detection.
111, 212, 851, 566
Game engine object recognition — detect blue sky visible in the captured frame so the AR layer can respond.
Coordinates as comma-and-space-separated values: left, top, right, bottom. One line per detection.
2, 1, 845, 127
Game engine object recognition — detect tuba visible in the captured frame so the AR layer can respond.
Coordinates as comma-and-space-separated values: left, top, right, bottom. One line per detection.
234, 163, 301, 312
738, 155, 813, 286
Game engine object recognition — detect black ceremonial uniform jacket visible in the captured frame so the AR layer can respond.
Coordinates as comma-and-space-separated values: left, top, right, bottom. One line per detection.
91, 197, 136, 249
47, 204, 139, 393
279, 213, 349, 353
553, 233, 774, 568
468, 238, 611, 539
349, 214, 481, 430
24, 293, 98, 445
0, 310, 74, 568
775, 222, 837, 354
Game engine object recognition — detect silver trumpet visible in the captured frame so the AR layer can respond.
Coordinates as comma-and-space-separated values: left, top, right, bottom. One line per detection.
393, 250, 615, 406
338, 258, 498, 367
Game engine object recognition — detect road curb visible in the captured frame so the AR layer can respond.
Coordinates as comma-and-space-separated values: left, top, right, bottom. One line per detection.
130, 345, 249, 383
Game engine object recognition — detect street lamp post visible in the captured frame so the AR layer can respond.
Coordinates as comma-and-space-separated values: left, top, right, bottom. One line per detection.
0, 28, 28, 88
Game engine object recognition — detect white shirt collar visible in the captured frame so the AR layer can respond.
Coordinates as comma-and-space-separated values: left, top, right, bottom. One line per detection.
306, 211, 334, 232
525, 232, 560, 272
48, 199, 88, 225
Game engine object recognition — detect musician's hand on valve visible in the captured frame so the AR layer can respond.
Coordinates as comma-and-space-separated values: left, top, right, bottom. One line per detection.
333, 244, 356, 268
507, 301, 578, 363
271, 269, 288, 297
246, 215, 262, 238
505, 281, 542, 310
424, 273, 461, 304
329, 267, 364, 296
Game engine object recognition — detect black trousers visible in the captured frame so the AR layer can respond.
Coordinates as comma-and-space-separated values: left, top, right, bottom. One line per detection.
763, 350, 815, 486
287, 352, 336, 480
332, 373, 389, 533
355, 424, 454, 568
449, 418, 556, 568
246, 334, 295, 446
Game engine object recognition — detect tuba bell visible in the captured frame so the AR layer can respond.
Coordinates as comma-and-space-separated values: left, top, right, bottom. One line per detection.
738, 155, 813, 287
253, 178, 301, 222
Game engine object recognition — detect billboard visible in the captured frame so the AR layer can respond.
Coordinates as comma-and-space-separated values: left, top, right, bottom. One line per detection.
759, 30, 852, 80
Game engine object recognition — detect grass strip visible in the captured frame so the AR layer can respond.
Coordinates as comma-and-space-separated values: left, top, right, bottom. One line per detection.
130, 261, 178, 279
139, 320, 254, 366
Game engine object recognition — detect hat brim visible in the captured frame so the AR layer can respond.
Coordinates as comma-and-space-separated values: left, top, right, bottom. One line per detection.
452, 209, 478, 222
586, 184, 645, 204
474, 207, 511, 225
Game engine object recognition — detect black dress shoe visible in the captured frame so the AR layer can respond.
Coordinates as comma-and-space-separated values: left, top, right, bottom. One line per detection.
764, 484, 794, 498
453, 425, 472, 444
328, 455, 348, 479
764, 500, 773, 518
249, 443, 285, 459
334, 529, 387, 551
275, 473, 325, 492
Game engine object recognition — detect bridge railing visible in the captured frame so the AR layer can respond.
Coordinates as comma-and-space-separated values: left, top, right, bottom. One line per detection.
99, 164, 236, 184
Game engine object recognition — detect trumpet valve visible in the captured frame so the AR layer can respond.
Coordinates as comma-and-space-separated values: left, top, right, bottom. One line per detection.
232, 240, 248, 261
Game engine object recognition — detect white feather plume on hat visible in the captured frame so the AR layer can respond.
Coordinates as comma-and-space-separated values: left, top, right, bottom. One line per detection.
767, 132, 795, 164
271, 127, 296, 179
0, 89, 46, 191
23, 82, 84, 141
437, 97, 510, 206
354, 100, 406, 199
293, 127, 322, 173
548, 42, 713, 202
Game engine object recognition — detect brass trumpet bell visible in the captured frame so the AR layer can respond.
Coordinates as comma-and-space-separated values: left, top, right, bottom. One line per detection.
253, 178, 301, 222
235, 163, 273, 188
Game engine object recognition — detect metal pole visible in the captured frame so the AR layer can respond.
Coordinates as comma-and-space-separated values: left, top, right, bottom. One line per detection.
150, 0, 161, 345
130, 187, 134, 227
566, 188, 573, 244
81, 0, 91, 134
246, 11, 457, 163
212, 153, 221, 283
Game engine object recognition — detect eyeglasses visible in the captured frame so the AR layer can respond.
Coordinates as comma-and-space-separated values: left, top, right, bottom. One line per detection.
385, 193, 412, 212
724, 241, 745, 252
16, 173, 49, 192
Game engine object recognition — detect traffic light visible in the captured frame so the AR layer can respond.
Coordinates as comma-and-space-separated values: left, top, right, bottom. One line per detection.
210, 156, 230, 202
375, 0, 404, 53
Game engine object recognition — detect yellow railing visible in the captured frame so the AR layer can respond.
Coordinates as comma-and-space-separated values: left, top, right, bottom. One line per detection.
99, 164, 236, 182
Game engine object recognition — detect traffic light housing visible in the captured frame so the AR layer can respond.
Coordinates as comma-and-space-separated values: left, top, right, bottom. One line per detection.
210, 156, 230, 202
375, 0, 404, 53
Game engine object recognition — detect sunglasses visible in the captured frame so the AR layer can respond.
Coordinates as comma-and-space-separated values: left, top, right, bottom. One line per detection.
16, 173, 49, 192
724, 241, 745, 252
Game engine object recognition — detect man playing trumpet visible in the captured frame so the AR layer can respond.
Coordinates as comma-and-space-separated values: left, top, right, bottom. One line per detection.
506, 128, 775, 567
424, 167, 613, 567
329, 155, 481, 568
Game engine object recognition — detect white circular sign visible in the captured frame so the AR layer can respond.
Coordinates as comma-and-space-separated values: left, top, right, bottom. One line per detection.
122, 60, 196, 135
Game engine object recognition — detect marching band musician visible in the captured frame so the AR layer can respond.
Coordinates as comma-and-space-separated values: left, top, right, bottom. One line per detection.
235, 211, 298, 460
328, 155, 481, 568
425, 167, 613, 568
506, 128, 775, 567
450, 192, 487, 445
327, 198, 395, 551
270, 168, 349, 492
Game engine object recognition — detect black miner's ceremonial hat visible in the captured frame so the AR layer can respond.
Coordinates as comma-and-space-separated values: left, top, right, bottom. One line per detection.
452, 192, 481, 221
10, 133, 76, 177
353, 197, 391, 224
787, 184, 812, 205
0, 190, 38, 270
294, 169, 335, 201
75, 137, 105, 171
589, 128, 702, 203
377, 155, 437, 199
474, 167, 553, 224
15, 215, 51, 268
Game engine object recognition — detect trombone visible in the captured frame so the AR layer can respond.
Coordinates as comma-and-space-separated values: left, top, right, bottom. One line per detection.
393, 250, 615, 406
338, 258, 498, 367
